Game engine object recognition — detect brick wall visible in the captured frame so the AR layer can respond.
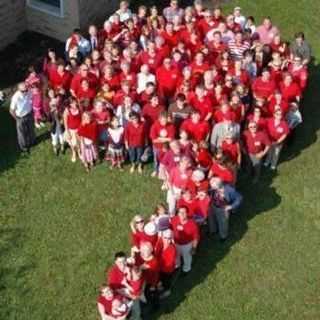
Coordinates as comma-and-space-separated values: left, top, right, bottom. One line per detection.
0, 0, 27, 50
26, 0, 80, 42
79, 0, 119, 30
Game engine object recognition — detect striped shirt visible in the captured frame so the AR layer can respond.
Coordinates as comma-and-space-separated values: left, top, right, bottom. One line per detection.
228, 40, 250, 60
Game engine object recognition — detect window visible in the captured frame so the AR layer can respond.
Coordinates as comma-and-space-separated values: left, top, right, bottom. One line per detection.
27, 0, 64, 17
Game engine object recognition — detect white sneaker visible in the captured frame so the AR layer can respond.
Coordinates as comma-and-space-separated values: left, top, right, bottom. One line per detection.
40, 122, 46, 128
263, 161, 270, 167
270, 165, 276, 170
35, 123, 41, 129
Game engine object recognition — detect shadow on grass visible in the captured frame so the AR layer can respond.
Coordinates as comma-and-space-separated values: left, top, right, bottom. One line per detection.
148, 62, 320, 319
0, 226, 35, 319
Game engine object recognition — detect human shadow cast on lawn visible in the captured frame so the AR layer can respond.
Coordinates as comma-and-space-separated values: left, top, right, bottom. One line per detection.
148, 171, 281, 319
148, 60, 320, 319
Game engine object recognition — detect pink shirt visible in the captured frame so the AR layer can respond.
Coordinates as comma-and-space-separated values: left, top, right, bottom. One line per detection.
169, 167, 192, 189
256, 25, 279, 44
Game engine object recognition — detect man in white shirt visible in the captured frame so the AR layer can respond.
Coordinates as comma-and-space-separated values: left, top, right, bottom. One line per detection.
137, 64, 156, 94
110, 0, 132, 23
233, 7, 246, 29
10, 82, 35, 152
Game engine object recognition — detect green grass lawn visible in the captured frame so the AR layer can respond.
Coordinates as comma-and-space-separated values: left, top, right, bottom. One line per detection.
1, 0, 320, 319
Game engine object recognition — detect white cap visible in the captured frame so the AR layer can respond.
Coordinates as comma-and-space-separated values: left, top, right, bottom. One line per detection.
144, 222, 158, 236
192, 169, 205, 182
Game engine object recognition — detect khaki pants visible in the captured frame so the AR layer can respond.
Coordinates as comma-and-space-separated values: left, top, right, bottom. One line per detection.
176, 242, 193, 272
167, 186, 182, 216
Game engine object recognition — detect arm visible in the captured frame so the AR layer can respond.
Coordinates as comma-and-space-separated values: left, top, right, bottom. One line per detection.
9, 94, 17, 119
97, 302, 107, 320
227, 186, 243, 211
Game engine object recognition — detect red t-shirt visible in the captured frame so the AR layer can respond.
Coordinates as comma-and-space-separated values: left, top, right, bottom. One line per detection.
181, 119, 211, 143
279, 82, 301, 102
242, 130, 271, 154
177, 197, 198, 218
170, 216, 200, 245
221, 141, 240, 163
124, 122, 146, 147
150, 121, 176, 149
107, 265, 125, 290
50, 70, 72, 90
252, 77, 277, 99
189, 95, 213, 120
210, 161, 235, 185
78, 120, 99, 142
266, 118, 290, 142
169, 167, 193, 189
214, 109, 237, 123
156, 66, 181, 96
155, 239, 177, 274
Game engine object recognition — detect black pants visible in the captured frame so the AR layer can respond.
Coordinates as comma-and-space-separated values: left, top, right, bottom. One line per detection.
160, 272, 174, 291
16, 112, 35, 151
144, 284, 159, 309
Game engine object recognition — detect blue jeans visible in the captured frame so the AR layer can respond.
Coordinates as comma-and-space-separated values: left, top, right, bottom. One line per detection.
153, 147, 160, 172
128, 147, 144, 164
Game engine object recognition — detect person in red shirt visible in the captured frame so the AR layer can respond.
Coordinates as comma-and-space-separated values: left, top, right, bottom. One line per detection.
155, 229, 177, 298
252, 68, 277, 100
63, 97, 82, 163
189, 85, 213, 121
150, 112, 176, 177
246, 107, 268, 132
193, 141, 213, 172
70, 64, 98, 97
221, 134, 241, 167
265, 110, 290, 170
177, 189, 198, 218
138, 41, 162, 72
76, 79, 96, 103
288, 56, 308, 91
214, 101, 237, 123
181, 110, 210, 143
135, 241, 160, 309
208, 152, 236, 185
50, 62, 72, 91
279, 73, 301, 103
171, 206, 199, 274
267, 91, 290, 116
107, 252, 128, 292
118, 61, 137, 89
242, 121, 271, 182
156, 58, 181, 101
97, 285, 129, 320
160, 22, 179, 49
124, 112, 146, 173
78, 111, 98, 172
142, 94, 165, 130
92, 100, 111, 145
100, 65, 121, 91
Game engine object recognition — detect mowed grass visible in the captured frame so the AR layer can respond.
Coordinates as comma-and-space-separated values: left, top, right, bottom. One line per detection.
1, 0, 320, 319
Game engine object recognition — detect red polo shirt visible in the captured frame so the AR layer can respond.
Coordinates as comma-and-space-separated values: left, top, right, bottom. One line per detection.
279, 82, 301, 102
210, 161, 235, 185
155, 239, 177, 274
156, 66, 181, 97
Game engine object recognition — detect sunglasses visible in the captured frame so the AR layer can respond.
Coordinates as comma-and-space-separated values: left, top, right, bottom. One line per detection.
136, 220, 144, 224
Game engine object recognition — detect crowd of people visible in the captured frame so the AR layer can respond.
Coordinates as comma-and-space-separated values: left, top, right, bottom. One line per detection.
8, 0, 311, 319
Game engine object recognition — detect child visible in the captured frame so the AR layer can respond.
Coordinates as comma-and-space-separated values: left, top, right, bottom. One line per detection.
78, 112, 98, 172
31, 85, 45, 129
106, 116, 125, 169
48, 89, 64, 155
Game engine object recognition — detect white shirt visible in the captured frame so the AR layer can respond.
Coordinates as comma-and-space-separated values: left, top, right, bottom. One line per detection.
137, 73, 156, 94
109, 9, 132, 23
234, 15, 246, 29
10, 90, 33, 118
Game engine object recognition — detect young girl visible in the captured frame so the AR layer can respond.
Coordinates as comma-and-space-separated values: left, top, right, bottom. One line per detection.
78, 112, 98, 172
106, 117, 125, 169
63, 97, 81, 162
48, 89, 64, 155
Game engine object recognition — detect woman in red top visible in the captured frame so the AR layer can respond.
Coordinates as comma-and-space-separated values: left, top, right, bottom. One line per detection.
124, 112, 146, 174
78, 111, 98, 172
136, 241, 160, 309
265, 110, 290, 170
279, 73, 301, 103
77, 79, 97, 104
155, 229, 177, 297
63, 97, 81, 163
208, 152, 236, 185
221, 134, 241, 167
